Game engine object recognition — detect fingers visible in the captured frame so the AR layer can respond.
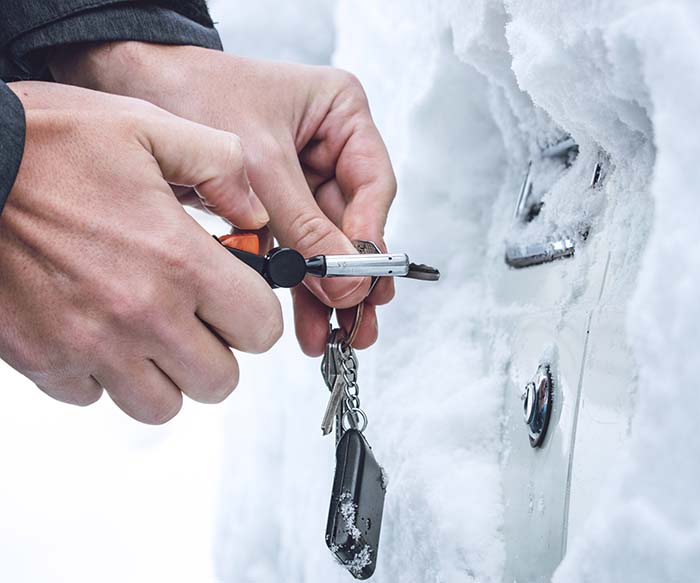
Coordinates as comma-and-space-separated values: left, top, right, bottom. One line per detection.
91, 217, 280, 423
291, 285, 378, 356
194, 231, 284, 353
314, 179, 395, 308
96, 360, 183, 425
153, 315, 240, 404
301, 85, 398, 308
314, 179, 346, 227
337, 303, 378, 350
247, 140, 371, 309
142, 112, 269, 229
35, 375, 103, 407
306, 112, 397, 249
292, 284, 332, 356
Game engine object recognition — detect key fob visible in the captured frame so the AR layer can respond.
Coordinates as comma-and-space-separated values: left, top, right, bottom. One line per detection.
326, 429, 386, 579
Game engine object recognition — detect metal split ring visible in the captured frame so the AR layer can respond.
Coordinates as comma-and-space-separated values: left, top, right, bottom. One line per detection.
341, 407, 368, 433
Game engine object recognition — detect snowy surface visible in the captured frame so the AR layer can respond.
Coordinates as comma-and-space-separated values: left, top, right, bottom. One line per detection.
213, 0, 698, 582
1, 1, 698, 582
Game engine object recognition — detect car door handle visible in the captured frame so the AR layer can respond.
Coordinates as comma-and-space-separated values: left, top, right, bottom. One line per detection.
505, 138, 607, 268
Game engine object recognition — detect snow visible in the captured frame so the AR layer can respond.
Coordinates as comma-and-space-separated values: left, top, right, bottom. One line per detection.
338, 492, 362, 542
552, 2, 700, 581
212, 0, 698, 582
0, 365, 225, 582
0, 1, 697, 582
345, 544, 372, 578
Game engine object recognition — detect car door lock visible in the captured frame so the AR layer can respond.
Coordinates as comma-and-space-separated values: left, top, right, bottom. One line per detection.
521, 364, 553, 448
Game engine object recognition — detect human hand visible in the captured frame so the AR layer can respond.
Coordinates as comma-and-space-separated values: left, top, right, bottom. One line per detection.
0, 81, 282, 423
51, 43, 397, 356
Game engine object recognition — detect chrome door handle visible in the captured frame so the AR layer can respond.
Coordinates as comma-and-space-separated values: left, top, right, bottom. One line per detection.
505, 137, 608, 269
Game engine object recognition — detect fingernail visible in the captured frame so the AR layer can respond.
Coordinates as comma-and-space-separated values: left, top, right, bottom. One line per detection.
247, 187, 270, 225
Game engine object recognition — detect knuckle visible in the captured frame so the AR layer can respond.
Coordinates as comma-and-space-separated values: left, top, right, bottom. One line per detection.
8, 341, 49, 377
221, 133, 245, 173
201, 369, 238, 404
70, 386, 104, 407
145, 227, 198, 280
157, 239, 193, 276
61, 314, 104, 357
342, 70, 364, 91
126, 97, 165, 120
207, 194, 239, 219
118, 98, 162, 132
250, 308, 284, 354
332, 67, 362, 89
247, 133, 284, 168
288, 211, 337, 254
140, 394, 182, 425
226, 133, 243, 158
387, 170, 398, 201
333, 69, 369, 105
35, 379, 103, 407
107, 281, 161, 327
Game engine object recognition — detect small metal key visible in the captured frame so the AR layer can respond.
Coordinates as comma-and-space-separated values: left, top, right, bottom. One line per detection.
321, 331, 363, 439
322, 374, 346, 436
321, 328, 342, 390
321, 329, 346, 436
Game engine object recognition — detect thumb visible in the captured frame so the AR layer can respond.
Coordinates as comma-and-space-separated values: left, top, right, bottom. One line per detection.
249, 152, 370, 309
143, 112, 269, 229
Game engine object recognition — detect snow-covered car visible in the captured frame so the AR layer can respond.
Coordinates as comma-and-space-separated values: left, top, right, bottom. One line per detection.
0, 2, 696, 583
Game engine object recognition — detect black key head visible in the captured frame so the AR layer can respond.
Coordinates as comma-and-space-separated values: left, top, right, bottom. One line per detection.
265, 247, 307, 288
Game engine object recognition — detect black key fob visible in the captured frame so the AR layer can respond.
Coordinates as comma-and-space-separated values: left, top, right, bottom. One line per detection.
325, 429, 386, 579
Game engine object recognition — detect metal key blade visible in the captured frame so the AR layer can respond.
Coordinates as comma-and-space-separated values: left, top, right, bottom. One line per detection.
406, 262, 440, 281
321, 340, 338, 391
321, 253, 410, 278
322, 375, 346, 436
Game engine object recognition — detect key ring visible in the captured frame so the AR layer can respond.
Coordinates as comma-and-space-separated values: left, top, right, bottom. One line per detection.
341, 407, 368, 433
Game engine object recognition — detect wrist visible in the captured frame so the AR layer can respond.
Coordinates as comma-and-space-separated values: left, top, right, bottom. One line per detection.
49, 41, 181, 95
49, 41, 122, 90
50, 42, 225, 116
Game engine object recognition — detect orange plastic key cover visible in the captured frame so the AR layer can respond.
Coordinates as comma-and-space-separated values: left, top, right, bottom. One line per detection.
218, 233, 260, 255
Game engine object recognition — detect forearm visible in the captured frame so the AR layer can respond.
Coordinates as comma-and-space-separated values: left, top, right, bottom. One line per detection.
0, 1, 221, 82
49, 41, 205, 105
48, 42, 306, 136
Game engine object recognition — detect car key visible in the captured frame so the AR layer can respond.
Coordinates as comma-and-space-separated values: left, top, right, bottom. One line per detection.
326, 428, 386, 580
217, 234, 440, 288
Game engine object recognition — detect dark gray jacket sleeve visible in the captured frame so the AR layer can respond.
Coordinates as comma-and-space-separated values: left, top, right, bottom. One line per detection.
0, 1, 220, 216
0, 82, 25, 215
1, 1, 222, 81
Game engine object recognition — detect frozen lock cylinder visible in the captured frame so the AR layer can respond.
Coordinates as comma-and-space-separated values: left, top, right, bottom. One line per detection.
521, 364, 553, 448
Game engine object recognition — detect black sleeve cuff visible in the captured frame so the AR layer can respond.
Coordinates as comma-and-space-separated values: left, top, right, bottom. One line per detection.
4, 5, 222, 81
0, 82, 26, 215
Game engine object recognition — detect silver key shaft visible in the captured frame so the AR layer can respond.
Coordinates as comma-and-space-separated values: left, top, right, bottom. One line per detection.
305, 253, 440, 280
322, 375, 346, 436
322, 253, 410, 277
